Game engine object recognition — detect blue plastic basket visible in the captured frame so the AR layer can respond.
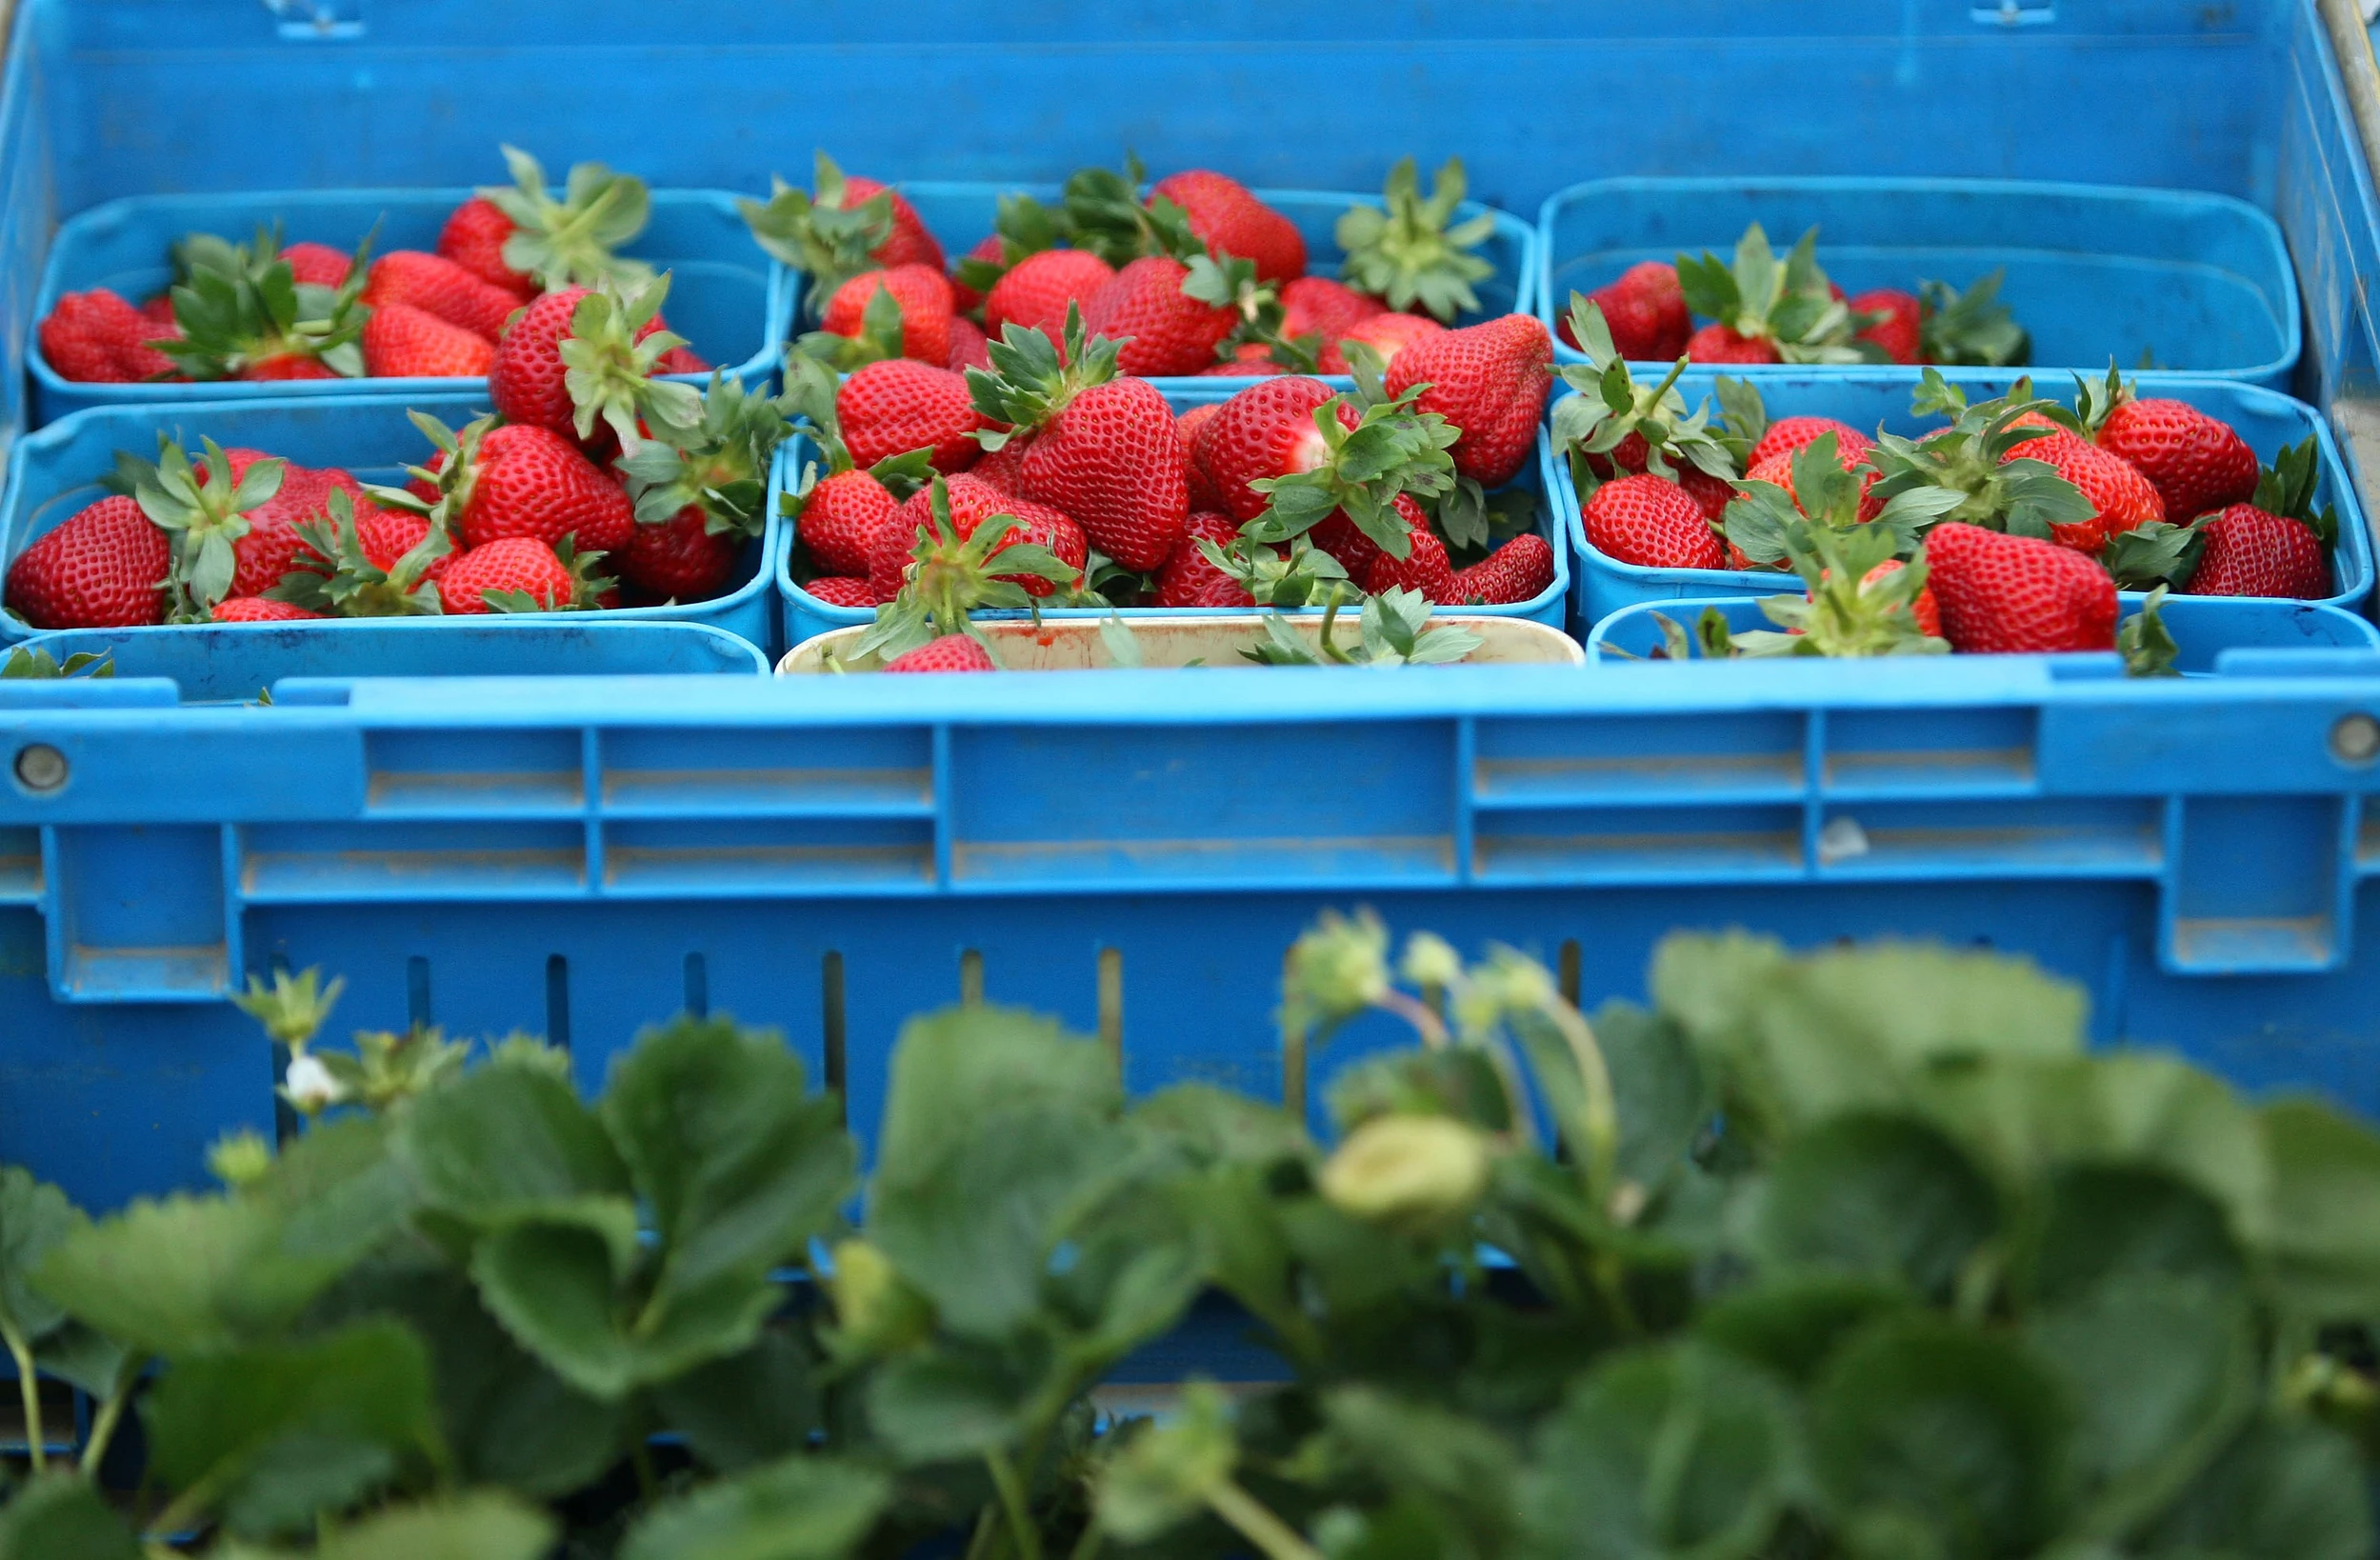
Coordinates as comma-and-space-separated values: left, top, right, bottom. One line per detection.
775, 379, 1570, 650
776, 181, 1537, 390
1535, 177, 2301, 390
1556, 371, 2376, 633
1586, 594, 2380, 674
0, 391, 782, 654
29, 188, 791, 428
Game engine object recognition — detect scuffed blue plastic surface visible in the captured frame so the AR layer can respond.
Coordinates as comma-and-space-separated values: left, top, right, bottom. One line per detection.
1536, 177, 2300, 388
1556, 371, 2377, 632
30, 188, 788, 427
0, 390, 781, 653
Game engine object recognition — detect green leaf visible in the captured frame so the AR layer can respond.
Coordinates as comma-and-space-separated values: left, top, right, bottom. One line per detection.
652, 1327, 819, 1473
622, 1454, 890, 1560
144, 1318, 445, 1538
1324, 1386, 1520, 1541
396, 1058, 634, 1232
0, 1473, 143, 1560
865, 1346, 1033, 1463
1750, 1113, 2000, 1303
1518, 1343, 1794, 1560
2009, 1164, 2246, 1309
1097, 1378, 1239, 1543
1695, 1272, 1913, 1385
2131, 1414, 2372, 1560
2257, 1097, 2380, 1324
314, 1492, 558, 1560
1810, 1315, 2074, 1560
0, 1169, 81, 1347
33, 1192, 350, 1355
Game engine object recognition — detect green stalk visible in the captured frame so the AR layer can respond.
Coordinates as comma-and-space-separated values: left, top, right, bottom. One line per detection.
985, 1449, 1045, 1560
76, 1354, 146, 1479
1068, 1513, 1107, 1560
1206, 1480, 1327, 1560
2, 1323, 44, 1473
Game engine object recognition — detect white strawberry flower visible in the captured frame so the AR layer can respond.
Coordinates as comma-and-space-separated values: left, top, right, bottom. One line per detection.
283, 1052, 345, 1112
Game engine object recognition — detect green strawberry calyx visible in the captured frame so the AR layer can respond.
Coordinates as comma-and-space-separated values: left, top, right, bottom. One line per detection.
1241, 587, 1485, 668
484, 144, 653, 291
951, 191, 1070, 299
1241, 385, 1462, 560
487, 534, 615, 614
1673, 223, 1878, 366
1866, 370, 2098, 541
1728, 517, 1950, 660
156, 226, 372, 381
122, 435, 287, 618
850, 476, 1079, 662
740, 153, 900, 314
559, 272, 705, 449
790, 277, 910, 372
363, 410, 492, 549
1724, 431, 1964, 570
966, 305, 1125, 446
270, 488, 450, 618
1061, 152, 1205, 270
1918, 269, 2031, 369
1335, 157, 1498, 326
1553, 297, 1740, 502
616, 373, 799, 540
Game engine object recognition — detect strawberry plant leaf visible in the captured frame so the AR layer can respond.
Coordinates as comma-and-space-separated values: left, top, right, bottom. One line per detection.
650, 1328, 820, 1474
866, 1348, 1038, 1463
2119, 586, 2182, 678
0, 1167, 79, 1350
0, 1474, 143, 1559
2131, 1413, 2372, 1560
1694, 1271, 1914, 1385
1750, 1113, 2001, 1302
394, 1059, 634, 1235
312, 1492, 558, 1560
2257, 1097, 2380, 1325
620, 1453, 889, 1560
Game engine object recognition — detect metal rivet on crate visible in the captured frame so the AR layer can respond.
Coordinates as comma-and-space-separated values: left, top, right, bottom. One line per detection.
2330, 714, 2380, 766
12, 744, 67, 792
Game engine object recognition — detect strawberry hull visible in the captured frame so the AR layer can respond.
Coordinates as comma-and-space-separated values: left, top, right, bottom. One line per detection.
1555, 372, 2376, 633
0, 391, 783, 653
1588, 593, 2380, 674
30, 189, 790, 427
1535, 177, 2298, 389
775, 381, 1571, 649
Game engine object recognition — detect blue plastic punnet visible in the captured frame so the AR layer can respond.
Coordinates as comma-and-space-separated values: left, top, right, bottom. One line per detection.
1536, 177, 2301, 390
0, 391, 782, 653
1555, 371, 2375, 633
30, 189, 790, 428
776, 379, 1570, 650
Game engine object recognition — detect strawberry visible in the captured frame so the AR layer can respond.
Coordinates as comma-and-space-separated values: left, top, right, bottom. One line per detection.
948, 316, 990, 372
1674, 225, 1869, 365
951, 234, 1006, 312
460, 146, 654, 293
986, 249, 1116, 340
1747, 441, 1881, 523
1157, 510, 1257, 608
362, 303, 498, 378
242, 355, 341, 381
490, 275, 695, 449
1750, 415, 1870, 470
277, 242, 352, 289
137, 293, 180, 330
1867, 374, 2100, 550
1850, 289, 1922, 365
969, 310, 1189, 570
153, 232, 368, 382
1082, 256, 1238, 378
363, 250, 522, 342
277, 489, 452, 617
437, 197, 534, 298
1685, 324, 1782, 365
972, 436, 1033, 493
807, 576, 876, 608
1319, 311, 1445, 373
1724, 520, 1945, 658
1384, 313, 1551, 487
4, 494, 170, 629
839, 358, 985, 473
437, 536, 602, 615
118, 438, 297, 616
380, 413, 636, 556
742, 153, 945, 313
616, 506, 740, 602
1362, 506, 1453, 598
821, 265, 955, 365
884, 633, 996, 673
885, 468, 1084, 598
1194, 376, 1356, 522
1861, 559, 1942, 637
1565, 261, 1690, 360
1281, 276, 1382, 345
38, 289, 173, 384
212, 595, 325, 622
1175, 404, 1227, 511
209, 463, 348, 599
2008, 427, 2163, 554
1583, 472, 1723, 570
2090, 391, 2258, 522
857, 476, 1079, 660
611, 373, 799, 598
800, 470, 906, 579
1310, 512, 1386, 582
1444, 532, 1555, 606
1197, 347, 1285, 378
1150, 170, 1307, 283
1922, 520, 2117, 652
2182, 505, 2330, 598
1552, 300, 1742, 516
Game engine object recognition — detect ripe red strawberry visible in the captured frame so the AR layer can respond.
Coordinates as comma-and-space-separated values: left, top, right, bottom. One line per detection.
1150, 170, 1307, 283
1922, 521, 2117, 652
1852, 558, 1941, 636
1851, 289, 1923, 365
617, 506, 740, 602
841, 174, 945, 273
1082, 256, 1237, 378
362, 303, 499, 378
395, 416, 636, 556
138, 294, 179, 330
490, 280, 688, 449
2093, 397, 2258, 522
1444, 532, 1556, 605
1583, 472, 1724, 570
220, 466, 337, 598
951, 234, 1005, 313
973, 312, 1189, 570
2182, 504, 2331, 598
1750, 416, 1871, 470
1363, 507, 1453, 598
972, 436, 1032, 493
800, 469, 905, 578
1686, 323, 1783, 365
840, 359, 985, 472
279, 242, 353, 290
363, 250, 522, 342
5, 495, 171, 629
1318, 311, 1444, 373
1384, 313, 1552, 487
242, 355, 342, 381
438, 537, 584, 614
212, 595, 324, 622
1195, 376, 1356, 522
292, 492, 450, 585
1156, 510, 1257, 608
39, 289, 178, 382
743, 157, 948, 318
806, 575, 877, 609
1176, 404, 1226, 511
1749, 444, 1882, 523
986, 250, 1116, 340
1311, 512, 1386, 581
438, 196, 535, 297
948, 316, 990, 372
823, 265, 955, 365
1197, 347, 1285, 378
2005, 426, 2163, 554
1570, 262, 1690, 360
883, 633, 995, 673
1282, 276, 1383, 344
490, 287, 588, 431
886, 470, 1085, 599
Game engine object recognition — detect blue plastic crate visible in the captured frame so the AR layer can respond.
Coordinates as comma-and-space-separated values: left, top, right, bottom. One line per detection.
775, 379, 1570, 650
773, 181, 1537, 390
1556, 371, 2377, 633
11, 620, 769, 701
11, 653, 2380, 1211
0, 391, 782, 654
1535, 177, 2301, 390
1586, 593, 2380, 674
29, 188, 791, 427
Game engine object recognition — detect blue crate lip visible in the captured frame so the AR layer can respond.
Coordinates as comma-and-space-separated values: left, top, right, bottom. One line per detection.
29, 186, 794, 425
1552, 370, 2376, 634
1533, 175, 2301, 390
0, 390, 782, 655
772, 379, 1570, 648
1585, 593, 2380, 676
772, 179, 1540, 393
